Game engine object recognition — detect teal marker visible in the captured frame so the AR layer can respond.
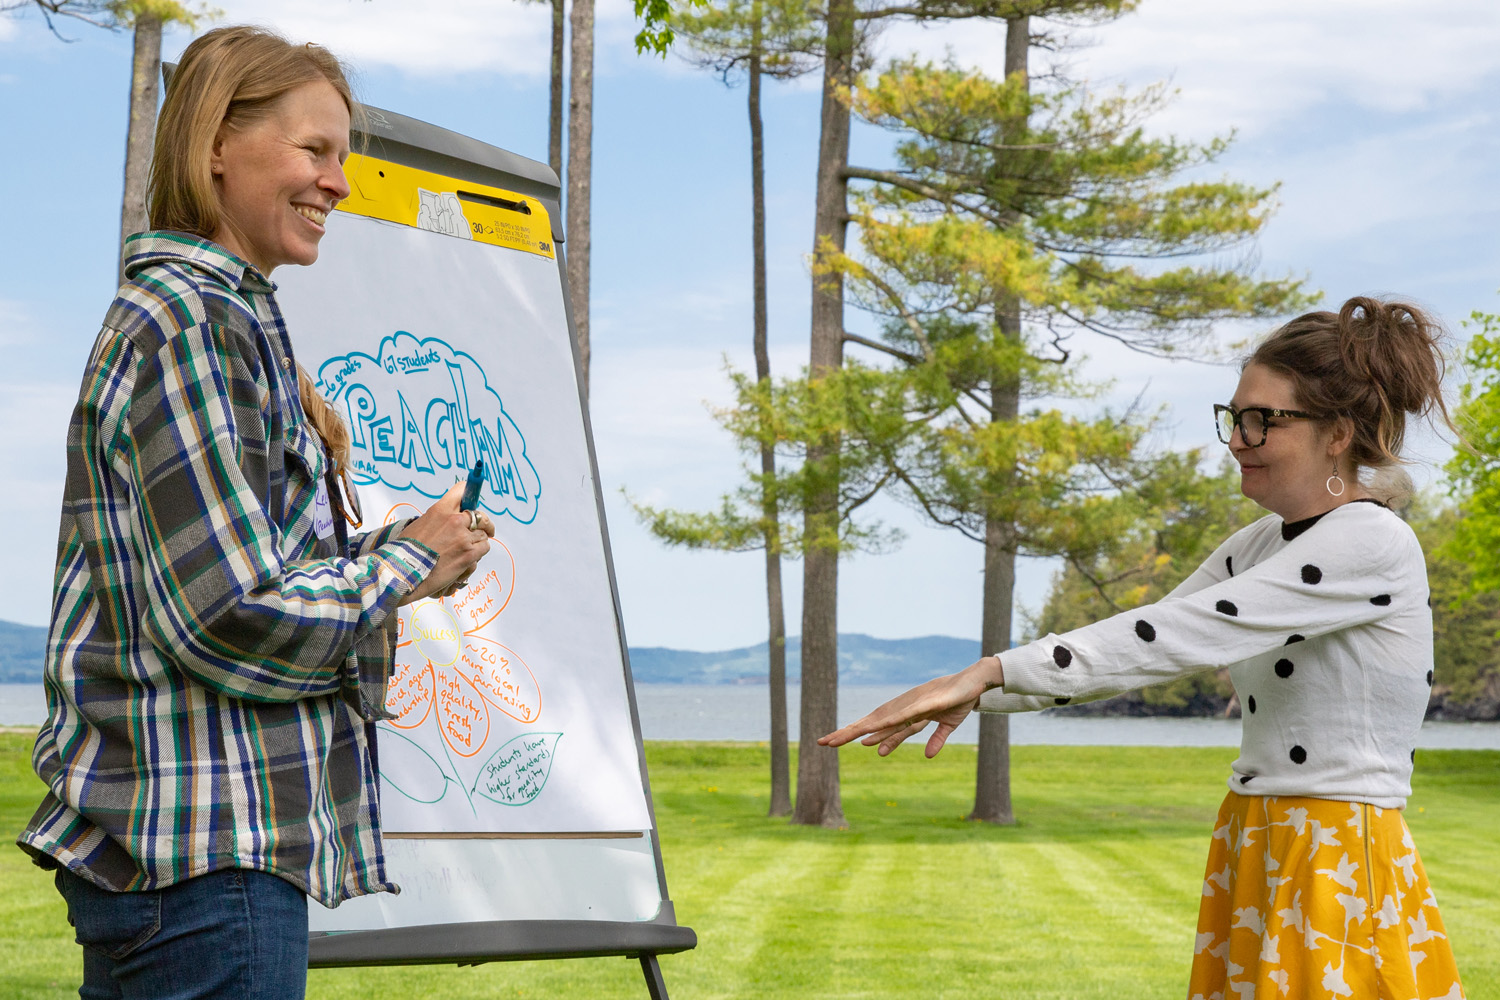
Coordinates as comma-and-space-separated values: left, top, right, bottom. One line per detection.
460, 460, 484, 511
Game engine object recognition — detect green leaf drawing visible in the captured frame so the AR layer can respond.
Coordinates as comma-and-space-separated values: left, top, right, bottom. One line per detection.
472, 732, 563, 807
378, 727, 451, 804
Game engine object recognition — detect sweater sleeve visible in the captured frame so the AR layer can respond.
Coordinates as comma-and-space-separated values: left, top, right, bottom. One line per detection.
978, 518, 1256, 714
980, 508, 1416, 711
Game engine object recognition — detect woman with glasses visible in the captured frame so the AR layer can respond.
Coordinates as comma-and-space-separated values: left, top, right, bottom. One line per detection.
822, 296, 1465, 999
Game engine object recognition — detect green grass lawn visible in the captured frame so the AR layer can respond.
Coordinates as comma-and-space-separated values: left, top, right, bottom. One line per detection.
3, 730, 1496, 998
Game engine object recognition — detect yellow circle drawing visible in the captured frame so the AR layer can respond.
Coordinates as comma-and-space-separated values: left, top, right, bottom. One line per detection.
411, 601, 462, 666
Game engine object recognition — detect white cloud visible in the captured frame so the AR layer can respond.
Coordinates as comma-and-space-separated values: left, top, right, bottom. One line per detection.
0, 298, 40, 348
170, 0, 669, 79
879, 0, 1500, 139
0, 381, 75, 627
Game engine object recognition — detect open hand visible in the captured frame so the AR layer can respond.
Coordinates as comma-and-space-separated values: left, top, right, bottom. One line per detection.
397, 483, 495, 604
818, 656, 1005, 758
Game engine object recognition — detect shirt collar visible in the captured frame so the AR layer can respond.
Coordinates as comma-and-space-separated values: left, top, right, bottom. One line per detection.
122, 231, 276, 294
1280, 497, 1391, 542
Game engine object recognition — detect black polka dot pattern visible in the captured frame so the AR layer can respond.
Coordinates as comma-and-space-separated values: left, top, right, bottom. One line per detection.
1053, 646, 1072, 668
1054, 697, 1071, 706
1371, 594, 1392, 606
1289, 745, 1307, 765
1135, 620, 1156, 642
1226, 555, 1234, 577
1216, 599, 1239, 617
1275, 659, 1294, 679
1286, 634, 1305, 645
1301, 564, 1322, 585
1247, 695, 1257, 714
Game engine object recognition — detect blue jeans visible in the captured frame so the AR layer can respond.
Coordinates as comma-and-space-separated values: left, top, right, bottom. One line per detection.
53, 866, 308, 1000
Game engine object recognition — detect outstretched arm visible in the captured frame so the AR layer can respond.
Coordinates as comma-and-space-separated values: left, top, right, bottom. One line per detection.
819, 656, 1005, 758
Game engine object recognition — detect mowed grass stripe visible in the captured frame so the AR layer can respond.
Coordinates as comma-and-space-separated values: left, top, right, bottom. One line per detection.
3, 734, 1496, 999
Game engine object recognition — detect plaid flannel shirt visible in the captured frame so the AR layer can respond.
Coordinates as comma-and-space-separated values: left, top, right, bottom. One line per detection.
18, 232, 437, 907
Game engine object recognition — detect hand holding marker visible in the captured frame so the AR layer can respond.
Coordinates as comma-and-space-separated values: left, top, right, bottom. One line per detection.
450, 461, 486, 594
461, 459, 485, 513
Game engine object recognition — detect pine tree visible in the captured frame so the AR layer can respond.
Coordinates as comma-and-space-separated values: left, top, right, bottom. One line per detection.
660, 0, 820, 815
828, 18, 1315, 820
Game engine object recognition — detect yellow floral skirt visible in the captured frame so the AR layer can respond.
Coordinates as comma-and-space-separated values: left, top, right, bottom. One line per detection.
1187, 792, 1465, 1000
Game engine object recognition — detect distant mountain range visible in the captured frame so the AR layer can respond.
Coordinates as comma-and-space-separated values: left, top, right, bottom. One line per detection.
0, 618, 978, 687
627, 633, 981, 685
0, 619, 47, 684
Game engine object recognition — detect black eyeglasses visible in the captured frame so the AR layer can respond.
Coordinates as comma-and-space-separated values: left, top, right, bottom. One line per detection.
1213, 404, 1325, 448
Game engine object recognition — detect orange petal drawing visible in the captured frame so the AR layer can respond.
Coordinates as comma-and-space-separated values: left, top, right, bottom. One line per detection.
451, 543, 515, 634
393, 605, 411, 649
385, 659, 434, 730
458, 635, 541, 724
383, 502, 424, 526
435, 663, 491, 757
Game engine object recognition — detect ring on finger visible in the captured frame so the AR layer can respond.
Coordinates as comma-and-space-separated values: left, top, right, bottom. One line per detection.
467, 509, 480, 531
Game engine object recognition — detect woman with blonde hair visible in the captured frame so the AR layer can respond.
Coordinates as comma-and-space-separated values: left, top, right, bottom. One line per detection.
19, 26, 490, 999
824, 297, 1467, 999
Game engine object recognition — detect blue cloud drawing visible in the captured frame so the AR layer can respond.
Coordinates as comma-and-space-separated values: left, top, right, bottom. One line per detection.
316, 332, 542, 524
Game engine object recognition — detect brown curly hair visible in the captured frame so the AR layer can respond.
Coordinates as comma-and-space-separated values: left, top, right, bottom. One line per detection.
1248, 296, 1454, 476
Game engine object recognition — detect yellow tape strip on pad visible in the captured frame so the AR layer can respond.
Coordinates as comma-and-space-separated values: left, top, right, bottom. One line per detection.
337, 153, 556, 259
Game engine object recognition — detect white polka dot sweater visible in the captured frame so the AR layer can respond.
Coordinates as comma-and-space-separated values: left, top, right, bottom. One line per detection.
978, 499, 1432, 808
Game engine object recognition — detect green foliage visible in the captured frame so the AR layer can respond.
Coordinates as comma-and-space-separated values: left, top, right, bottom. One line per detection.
11, 0, 211, 33
841, 59, 1318, 356
1409, 495, 1500, 710
636, 0, 707, 56
630, 362, 915, 557
670, 0, 822, 79
1445, 305, 1500, 593
811, 47, 1317, 624
107, 0, 213, 27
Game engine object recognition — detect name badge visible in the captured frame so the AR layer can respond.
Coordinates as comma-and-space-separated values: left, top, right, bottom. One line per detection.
313, 478, 336, 540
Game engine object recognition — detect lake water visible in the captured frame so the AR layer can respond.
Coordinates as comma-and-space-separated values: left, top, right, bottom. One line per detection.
5, 682, 1498, 749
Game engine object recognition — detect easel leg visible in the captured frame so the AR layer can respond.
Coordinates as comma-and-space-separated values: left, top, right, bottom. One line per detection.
639, 953, 669, 1000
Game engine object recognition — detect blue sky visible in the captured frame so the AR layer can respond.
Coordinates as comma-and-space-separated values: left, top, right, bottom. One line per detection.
2, 0, 1498, 650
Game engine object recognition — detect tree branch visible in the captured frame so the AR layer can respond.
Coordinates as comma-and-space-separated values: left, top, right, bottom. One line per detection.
842, 331, 922, 365
890, 464, 985, 543
1064, 556, 1127, 614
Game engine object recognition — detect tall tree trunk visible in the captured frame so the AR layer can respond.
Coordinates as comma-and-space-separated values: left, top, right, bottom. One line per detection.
970, 13, 1029, 825
792, 0, 855, 829
749, 10, 792, 818
567, 0, 595, 394
548, 0, 565, 177
970, 317, 1020, 824
119, 11, 162, 285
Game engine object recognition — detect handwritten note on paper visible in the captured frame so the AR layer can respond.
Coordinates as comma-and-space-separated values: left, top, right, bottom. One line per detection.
316, 333, 542, 524
278, 214, 656, 837
476, 733, 562, 806
379, 496, 553, 814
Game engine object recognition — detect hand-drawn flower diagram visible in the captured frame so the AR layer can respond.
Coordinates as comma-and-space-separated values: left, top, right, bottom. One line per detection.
378, 502, 561, 811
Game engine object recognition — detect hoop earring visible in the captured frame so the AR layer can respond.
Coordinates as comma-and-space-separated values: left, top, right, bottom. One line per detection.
1326, 460, 1346, 498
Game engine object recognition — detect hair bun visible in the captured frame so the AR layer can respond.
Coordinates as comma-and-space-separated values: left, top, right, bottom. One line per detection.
1251, 295, 1453, 470
1336, 296, 1443, 417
